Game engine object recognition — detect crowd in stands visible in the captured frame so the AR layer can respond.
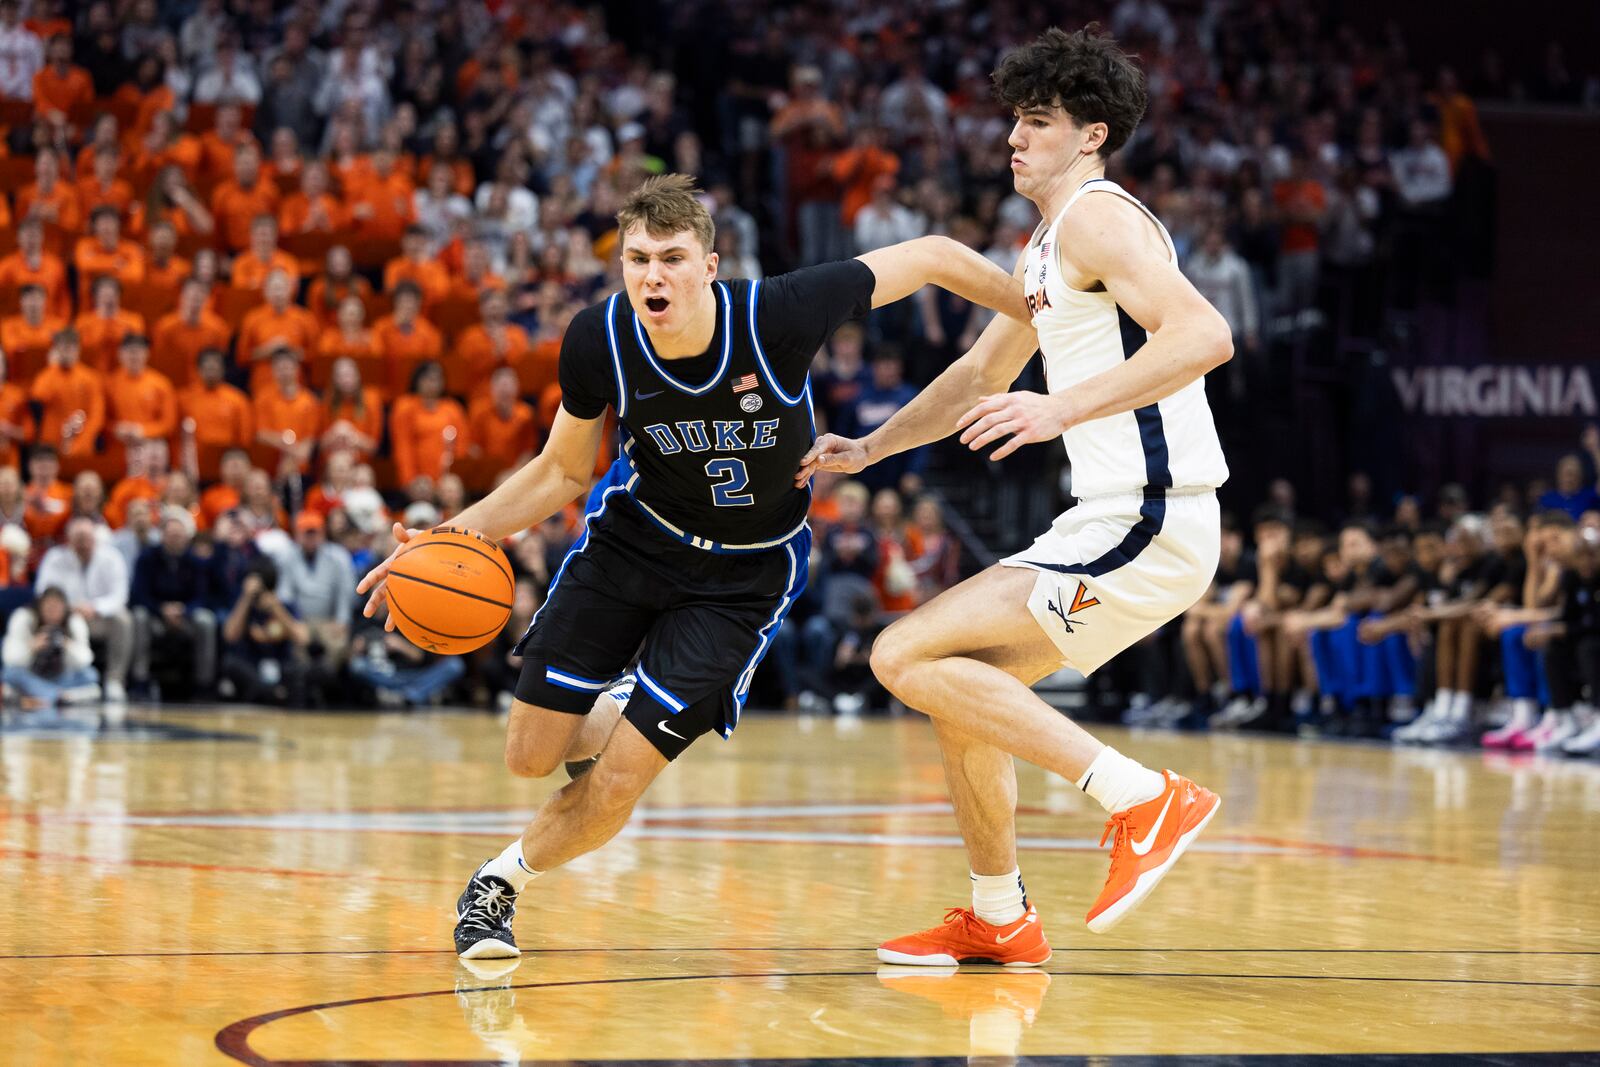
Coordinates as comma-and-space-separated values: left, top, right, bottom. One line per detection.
0, 0, 1588, 727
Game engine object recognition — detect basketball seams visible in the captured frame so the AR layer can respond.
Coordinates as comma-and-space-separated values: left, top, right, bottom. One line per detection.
424, 527, 515, 583
386, 568, 514, 610
385, 592, 508, 642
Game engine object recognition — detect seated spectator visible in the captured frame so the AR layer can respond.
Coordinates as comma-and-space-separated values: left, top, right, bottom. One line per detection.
235, 468, 287, 537
1, 285, 67, 382
1, 586, 100, 710
178, 348, 254, 478
199, 448, 251, 528
390, 360, 470, 488
1539, 449, 1600, 521
1180, 520, 1258, 724
160, 471, 202, 531
0, 220, 70, 321
313, 298, 382, 394
347, 613, 466, 708
908, 495, 960, 602
383, 224, 451, 310
131, 510, 217, 698
34, 515, 132, 701
218, 556, 310, 705
320, 357, 383, 460
451, 288, 532, 399
68, 470, 106, 527
105, 438, 168, 528
448, 240, 507, 306
845, 351, 923, 491
154, 280, 232, 387
16, 149, 82, 248
266, 128, 304, 192
303, 449, 357, 520
306, 245, 375, 330
22, 445, 72, 544
110, 496, 156, 571
30, 329, 105, 463
211, 142, 278, 254
373, 283, 443, 397
76, 150, 137, 232
105, 334, 178, 474
238, 270, 319, 393
278, 161, 346, 241
276, 509, 355, 690
0, 351, 34, 470
200, 102, 261, 185
75, 276, 146, 375
141, 221, 194, 312
131, 111, 203, 191
32, 34, 92, 126
230, 214, 300, 291
827, 591, 887, 715
347, 148, 417, 242
467, 366, 538, 485
436, 473, 468, 522
252, 346, 320, 476
138, 166, 215, 239
869, 488, 923, 615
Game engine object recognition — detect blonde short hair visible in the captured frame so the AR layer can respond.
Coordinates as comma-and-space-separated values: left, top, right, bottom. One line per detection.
616, 174, 715, 256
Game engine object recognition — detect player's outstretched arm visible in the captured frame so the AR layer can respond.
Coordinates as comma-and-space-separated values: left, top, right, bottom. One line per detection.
796, 253, 1039, 486
957, 195, 1234, 461
857, 235, 1031, 322
357, 407, 605, 624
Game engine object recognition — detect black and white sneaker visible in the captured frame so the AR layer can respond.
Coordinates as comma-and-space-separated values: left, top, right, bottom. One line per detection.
454, 865, 520, 959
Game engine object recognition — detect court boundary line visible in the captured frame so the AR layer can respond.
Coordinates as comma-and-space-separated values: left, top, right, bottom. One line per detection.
214, 970, 1600, 1066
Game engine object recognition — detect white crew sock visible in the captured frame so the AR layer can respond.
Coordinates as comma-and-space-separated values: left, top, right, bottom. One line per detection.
482, 838, 543, 893
971, 869, 1027, 926
1448, 690, 1473, 723
1427, 689, 1457, 720
1076, 746, 1167, 814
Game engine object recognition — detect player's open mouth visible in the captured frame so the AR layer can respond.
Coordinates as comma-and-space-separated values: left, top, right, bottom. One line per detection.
645, 297, 670, 316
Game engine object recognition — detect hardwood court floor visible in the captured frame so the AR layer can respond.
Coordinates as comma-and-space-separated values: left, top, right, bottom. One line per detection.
2, 706, 1598, 1066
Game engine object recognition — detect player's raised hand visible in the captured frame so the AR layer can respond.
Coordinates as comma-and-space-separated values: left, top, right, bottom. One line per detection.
357, 522, 421, 631
957, 392, 1070, 461
795, 434, 869, 486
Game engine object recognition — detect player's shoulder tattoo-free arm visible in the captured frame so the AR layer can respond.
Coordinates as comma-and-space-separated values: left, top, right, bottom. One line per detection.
855, 235, 1030, 322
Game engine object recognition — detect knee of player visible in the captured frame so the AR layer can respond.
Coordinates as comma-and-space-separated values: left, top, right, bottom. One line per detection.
868, 623, 920, 693
503, 741, 562, 779
585, 763, 650, 819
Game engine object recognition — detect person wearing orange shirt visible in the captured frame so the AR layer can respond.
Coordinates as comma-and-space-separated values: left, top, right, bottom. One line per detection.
320, 356, 383, 461
0, 350, 35, 469
383, 225, 452, 310
312, 295, 383, 394
371, 282, 442, 398
103, 437, 167, 529
265, 128, 304, 193
152, 278, 230, 387
73, 114, 122, 181
31, 33, 90, 125
0, 284, 65, 382
22, 445, 73, 544
74, 206, 146, 309
179, 350, 253, 485
198, 446, 250, 528
302, 446, 357, 520
73, 276, 145, 375
136, 165, 215, 240
278, 160, 346, 236
131, 110, 202, 189
347, 149, 416, 242
15, 149, 82, 249
230, 214, 300, 291
199, 103, 259, 189
0, 219, 70, 320
210, 142, 279, 254
305, 244, 373, 330
122, 54, 175, 140
253, 346, 320, 476
29, 329, 103, 460
448, 240, 508, 305
389, 360, 470, 487
467, 365, 537, 484
140, 220, 192, 313
326, 121, 373, 197
76, 149, 136, 229
422, 124, 477, 198
104, 333, 177, 471
450, 287, 532, 400
237, 269, 318, 393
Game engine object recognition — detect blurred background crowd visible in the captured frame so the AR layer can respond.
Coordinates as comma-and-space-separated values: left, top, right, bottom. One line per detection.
0, 0, 1593, 745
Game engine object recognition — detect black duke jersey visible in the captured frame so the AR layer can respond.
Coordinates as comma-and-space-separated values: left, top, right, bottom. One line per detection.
558, 261, 875, 550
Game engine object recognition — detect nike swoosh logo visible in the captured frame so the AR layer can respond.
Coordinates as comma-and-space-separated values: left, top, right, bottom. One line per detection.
658, 720, 686, 740
1129, 789, 1175, 856
995, 914, 1036, 943
635, 389, 665, 400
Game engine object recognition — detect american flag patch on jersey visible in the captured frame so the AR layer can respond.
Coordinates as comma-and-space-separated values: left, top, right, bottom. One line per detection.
732, 373, 760, 393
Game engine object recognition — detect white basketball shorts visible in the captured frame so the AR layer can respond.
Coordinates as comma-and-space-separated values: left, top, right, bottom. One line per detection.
1000, 487, 1220, 676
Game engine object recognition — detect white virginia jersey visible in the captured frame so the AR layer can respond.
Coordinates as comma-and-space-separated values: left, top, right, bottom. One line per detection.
1024, 178, 1228, 498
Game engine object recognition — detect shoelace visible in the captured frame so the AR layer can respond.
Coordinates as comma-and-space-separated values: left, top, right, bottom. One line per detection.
938, 907, 986, 936
460, 881, 514, 932
1096, 811, 1137, 886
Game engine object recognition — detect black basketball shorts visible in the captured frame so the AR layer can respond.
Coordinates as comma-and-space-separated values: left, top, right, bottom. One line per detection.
514, 494, 810, 759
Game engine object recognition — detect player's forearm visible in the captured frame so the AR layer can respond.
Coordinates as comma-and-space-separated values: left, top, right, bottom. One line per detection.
861, 236, 1028, 321
862, 351, 1000, 465
1057, 321, 1231, 428
448, 453, 587, 541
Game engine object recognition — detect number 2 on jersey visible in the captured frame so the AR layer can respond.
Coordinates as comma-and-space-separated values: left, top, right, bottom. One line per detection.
705, 458, 754, 507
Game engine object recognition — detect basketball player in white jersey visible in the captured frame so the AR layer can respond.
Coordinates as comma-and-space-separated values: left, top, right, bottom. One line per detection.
799, 26, 1230, 965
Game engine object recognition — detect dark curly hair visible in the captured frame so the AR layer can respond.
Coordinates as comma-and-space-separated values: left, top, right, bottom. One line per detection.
991, 25, 1148, 159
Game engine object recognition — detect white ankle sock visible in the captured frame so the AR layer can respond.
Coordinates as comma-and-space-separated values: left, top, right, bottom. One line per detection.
1448, 690, 1473, 722
970, 869, 1027, 926
1506, 698, 1537, 731
1076, 746, 1166, 814
483, 838, 542, 893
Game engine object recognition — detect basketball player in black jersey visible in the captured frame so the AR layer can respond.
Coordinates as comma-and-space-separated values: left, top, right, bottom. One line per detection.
357, 174, 1029, 958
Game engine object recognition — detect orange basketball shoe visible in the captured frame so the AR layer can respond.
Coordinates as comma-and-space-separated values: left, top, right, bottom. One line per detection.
1085, 769, 1220, 933
877, 904, 1051, 967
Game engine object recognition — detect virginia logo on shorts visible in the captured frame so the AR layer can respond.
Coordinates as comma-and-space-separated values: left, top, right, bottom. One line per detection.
1046, 582, 1100, 635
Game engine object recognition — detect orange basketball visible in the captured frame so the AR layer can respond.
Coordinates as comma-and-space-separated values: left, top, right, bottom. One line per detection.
385, 526, 515, 655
